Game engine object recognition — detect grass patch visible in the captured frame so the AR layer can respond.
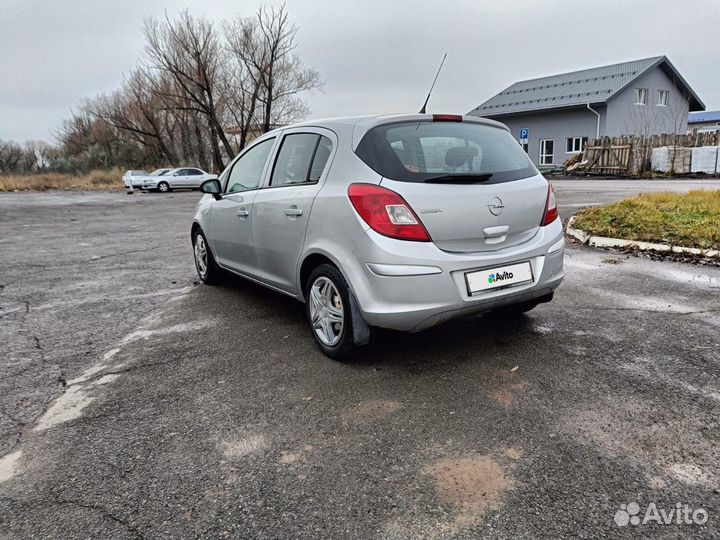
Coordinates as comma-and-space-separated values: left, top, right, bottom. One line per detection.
0, 169, 124, 192
573, 190, 720, 250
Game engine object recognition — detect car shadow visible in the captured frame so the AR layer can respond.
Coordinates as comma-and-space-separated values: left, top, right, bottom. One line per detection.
213, 270, 545, 371
352, 312, 539, 370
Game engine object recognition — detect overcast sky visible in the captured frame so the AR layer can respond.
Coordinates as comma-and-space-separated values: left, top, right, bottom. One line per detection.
1, 0, 718, 142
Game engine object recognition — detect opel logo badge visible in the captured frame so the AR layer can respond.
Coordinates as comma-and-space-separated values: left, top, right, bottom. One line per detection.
487, 196, 505, 216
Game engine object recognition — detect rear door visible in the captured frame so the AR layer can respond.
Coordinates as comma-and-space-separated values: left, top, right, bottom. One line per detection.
251, 129, 335, 294
186, 168, 205, 188
207, 137, 277, 276
356, 119, 548, 253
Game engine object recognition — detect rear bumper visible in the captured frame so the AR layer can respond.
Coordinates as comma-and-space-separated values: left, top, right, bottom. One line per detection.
343, 218, 565, 331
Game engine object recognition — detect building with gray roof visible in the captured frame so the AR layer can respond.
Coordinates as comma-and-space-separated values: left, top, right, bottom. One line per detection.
468, 56, 705, 166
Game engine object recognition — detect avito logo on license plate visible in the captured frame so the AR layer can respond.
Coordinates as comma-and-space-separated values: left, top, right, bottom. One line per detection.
465, 261, 534, 295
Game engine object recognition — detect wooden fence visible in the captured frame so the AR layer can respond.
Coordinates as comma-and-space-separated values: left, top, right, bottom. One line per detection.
569, 131, 720, 176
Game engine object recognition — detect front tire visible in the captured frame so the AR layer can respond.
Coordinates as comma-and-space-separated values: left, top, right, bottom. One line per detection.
157, 181, 170, 193
305, 264, 354, 360
193, 230, 220, 285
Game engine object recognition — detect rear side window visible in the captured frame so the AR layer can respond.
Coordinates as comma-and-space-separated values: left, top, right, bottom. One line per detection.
355, 121, 537, 183
187, 169, 203, 176
270, 133, 332, 186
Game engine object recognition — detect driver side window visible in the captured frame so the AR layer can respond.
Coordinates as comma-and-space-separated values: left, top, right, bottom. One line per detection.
225, 138, 275, 194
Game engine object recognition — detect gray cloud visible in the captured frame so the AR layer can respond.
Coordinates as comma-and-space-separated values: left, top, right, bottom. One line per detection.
1, 0, 717, 141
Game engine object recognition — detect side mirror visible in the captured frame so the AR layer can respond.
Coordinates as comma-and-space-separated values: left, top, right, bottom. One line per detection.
200, 178, 222, 200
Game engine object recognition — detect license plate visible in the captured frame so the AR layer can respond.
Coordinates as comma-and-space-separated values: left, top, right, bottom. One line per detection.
465, 261, 534, 295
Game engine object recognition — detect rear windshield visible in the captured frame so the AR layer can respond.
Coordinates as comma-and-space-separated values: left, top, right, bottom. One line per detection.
355, 120, 537, 183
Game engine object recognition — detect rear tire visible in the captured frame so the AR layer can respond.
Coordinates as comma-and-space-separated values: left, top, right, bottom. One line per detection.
193, 230, 221, 285
157, 181, 170, 193
305, 264, 354, 360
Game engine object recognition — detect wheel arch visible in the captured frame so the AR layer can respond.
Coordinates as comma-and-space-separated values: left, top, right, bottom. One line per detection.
191, 221, 202, 245
298, 250, 348, 302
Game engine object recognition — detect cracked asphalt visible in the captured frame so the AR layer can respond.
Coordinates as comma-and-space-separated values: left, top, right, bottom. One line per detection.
1, 180, 719, 539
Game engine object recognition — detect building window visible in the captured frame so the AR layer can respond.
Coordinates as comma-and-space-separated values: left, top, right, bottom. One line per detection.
539, 139, 554, 165
566, 137, 588, 154
657, 89, 669, 106
518, 140, 528, 153
635, 88, 648, 105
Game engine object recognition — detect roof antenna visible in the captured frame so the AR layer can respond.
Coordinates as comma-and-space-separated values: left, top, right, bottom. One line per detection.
419, 53, 447, 114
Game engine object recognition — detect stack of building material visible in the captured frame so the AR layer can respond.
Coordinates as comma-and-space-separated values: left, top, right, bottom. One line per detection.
690, 146, 719, 174
651, 147, 692, 174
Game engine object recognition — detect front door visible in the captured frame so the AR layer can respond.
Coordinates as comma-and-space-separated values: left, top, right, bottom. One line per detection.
251, 130, 335, 294
207, 137, 277, 276
171, 169, 190, 188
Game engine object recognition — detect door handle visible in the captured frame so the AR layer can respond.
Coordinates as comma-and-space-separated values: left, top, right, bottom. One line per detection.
236, 207, 249, 217
284, 206, 303, 217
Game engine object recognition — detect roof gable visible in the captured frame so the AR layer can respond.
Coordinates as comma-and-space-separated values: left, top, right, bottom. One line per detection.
468, 56, 704, 117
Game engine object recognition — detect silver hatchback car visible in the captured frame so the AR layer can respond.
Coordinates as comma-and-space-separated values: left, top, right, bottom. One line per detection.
192, 114, 564, 358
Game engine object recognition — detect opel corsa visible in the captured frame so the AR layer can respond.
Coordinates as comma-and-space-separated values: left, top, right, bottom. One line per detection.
191, 114, 564, 358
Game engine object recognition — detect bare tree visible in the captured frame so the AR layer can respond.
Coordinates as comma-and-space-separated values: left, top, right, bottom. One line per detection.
0, 140, 23, 172
21, 5, 321, 174
224, 4, 321, 147
255, 5, 320, 132
93, 69, 178, 164
142, 11, 233, 170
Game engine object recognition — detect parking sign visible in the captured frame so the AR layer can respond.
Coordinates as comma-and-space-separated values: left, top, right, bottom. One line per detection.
519, 128, 529, 144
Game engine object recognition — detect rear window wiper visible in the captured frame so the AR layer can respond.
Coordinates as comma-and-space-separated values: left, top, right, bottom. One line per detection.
423, 173, 493, 184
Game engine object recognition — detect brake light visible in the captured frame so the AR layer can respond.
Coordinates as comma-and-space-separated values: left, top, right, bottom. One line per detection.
432, 114, 463, 122
348, 184, 431, 242
541, 184, 559, 225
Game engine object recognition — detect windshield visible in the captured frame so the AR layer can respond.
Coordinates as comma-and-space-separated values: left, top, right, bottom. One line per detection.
355, 120, 537, 183
150, 169, 169, 176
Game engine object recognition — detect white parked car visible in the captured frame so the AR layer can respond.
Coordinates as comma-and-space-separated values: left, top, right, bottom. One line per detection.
142, 167, 217, 192
122, 170, 148, 189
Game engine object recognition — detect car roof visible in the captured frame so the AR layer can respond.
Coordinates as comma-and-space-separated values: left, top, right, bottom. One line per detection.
262, 114, 511, 149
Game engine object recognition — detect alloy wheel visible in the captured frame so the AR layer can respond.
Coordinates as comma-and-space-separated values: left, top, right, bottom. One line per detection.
194, 235, 208, 278
308, 276, 344, 346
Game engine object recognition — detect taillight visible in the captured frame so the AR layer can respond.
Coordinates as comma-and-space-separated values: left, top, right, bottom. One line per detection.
541, 184, 559, 226
348, 183, 431, 242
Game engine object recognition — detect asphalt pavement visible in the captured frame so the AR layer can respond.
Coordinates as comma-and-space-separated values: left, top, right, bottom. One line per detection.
1, 181, 719, 539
